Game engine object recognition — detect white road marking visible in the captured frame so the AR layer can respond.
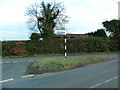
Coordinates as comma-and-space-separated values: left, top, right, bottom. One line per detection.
36, 60, 40, 61
0, 62, 3, 64
5, 62, 10, 64
0, 78, 14, 83
12, 61, 18, 63
2, 59, 39, 64
28, 60, 33, 62
21, 74, 35, 78
90, 76, 118, 88
91, 83, 102, 88
0, 75, 35, 83
3, 60, 34, 64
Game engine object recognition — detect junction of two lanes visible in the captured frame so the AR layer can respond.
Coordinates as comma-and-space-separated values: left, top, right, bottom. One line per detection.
1, 54, 119, 88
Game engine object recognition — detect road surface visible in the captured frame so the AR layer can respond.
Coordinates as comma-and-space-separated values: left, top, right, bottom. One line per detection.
1, 54, 119, 88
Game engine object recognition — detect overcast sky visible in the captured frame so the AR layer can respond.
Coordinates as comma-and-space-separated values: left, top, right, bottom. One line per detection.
0, 0, 118, 41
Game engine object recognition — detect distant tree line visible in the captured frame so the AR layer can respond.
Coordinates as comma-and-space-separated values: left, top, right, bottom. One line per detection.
86, 29, 107, 37
86, 19, 120, 39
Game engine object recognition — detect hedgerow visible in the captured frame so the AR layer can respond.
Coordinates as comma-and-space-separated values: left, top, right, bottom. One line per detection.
2, 37, 117, 57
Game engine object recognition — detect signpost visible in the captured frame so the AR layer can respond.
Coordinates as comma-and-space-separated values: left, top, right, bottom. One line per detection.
118, 1, 120, 19
64, 29, 67, 58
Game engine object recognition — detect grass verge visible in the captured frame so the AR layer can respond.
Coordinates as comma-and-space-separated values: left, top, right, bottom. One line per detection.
25, 56, 112, 74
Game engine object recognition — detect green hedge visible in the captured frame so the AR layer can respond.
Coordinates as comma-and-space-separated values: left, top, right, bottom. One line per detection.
24, 39, 64, 55
2, 41, 16, 56
2, 37, 118, 57
67, 37, 111, 53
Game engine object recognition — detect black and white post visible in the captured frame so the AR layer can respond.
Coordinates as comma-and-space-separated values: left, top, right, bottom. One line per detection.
64, 29, 67, 58
118, 1, 120, 19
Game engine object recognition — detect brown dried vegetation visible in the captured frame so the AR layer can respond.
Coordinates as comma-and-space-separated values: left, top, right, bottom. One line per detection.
11, 42, 27, 56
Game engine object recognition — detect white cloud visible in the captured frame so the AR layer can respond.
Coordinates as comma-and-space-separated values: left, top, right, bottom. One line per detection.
9, 32, 15, 34
0, 1, 25, 23
0, 0, 118, 40
64, 0, 118, 33
0, 0, 41, 25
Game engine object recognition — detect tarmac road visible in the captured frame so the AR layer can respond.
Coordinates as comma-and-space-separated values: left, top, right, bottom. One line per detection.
1, 54, 119, 88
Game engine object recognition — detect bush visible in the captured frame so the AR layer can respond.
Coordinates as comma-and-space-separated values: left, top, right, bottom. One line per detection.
11, 42, 27, 56
24, 39, 64, 55
67, 37, 113, 54
2, 41, 16, 56
2, 37, 118, 57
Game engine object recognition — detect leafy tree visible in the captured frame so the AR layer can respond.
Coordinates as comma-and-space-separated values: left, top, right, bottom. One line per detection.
102, 19, 120, 51
30, 33, 40, 41
86, 29, 107, 37
87, 32, 94, 37
102, 19, 120, 38
94, 29, 107, 37
26, 1, 69, 41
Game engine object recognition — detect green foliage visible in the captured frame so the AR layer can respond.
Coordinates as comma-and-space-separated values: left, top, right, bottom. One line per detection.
30, 33, 40, 41
67, 37, 111, 53
102, 19, 120, 52
94, 29, 107, 37
25, 56, 111, 74
86, 29, 107, 37
26, 1, 69, 41
2, 41, 16, 56
102, 19, 120, 38
24, 39, 64, 55
2, 38, 117, 57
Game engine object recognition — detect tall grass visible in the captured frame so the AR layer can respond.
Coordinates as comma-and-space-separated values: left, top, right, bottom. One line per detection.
26, 56, 111, 74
